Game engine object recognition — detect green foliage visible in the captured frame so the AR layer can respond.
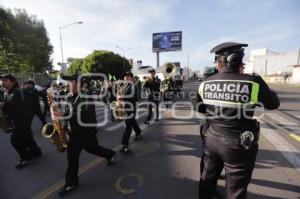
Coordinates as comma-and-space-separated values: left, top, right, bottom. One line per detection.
67, 58, 84, 75
0, 7, 53, 74
67, 50, 131, 79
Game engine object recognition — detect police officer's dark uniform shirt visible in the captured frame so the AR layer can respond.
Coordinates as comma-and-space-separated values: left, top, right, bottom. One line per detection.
198, 66, 280, 136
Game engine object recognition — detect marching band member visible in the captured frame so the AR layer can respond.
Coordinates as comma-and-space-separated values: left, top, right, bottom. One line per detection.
160, 76, 173, 108
54, 74, 116, 197
23, 80, 47, 126
143, 69, 161, 124
119, 72, 142, 153
1, 74, 42, 169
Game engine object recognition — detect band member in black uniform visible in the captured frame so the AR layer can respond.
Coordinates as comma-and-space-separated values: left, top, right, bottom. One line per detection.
160, 76, 173, 108
41, 83, 51, 116
23, 80, 47, 126
1, 74, 42, 169
119, 72, 142, 153
54, 74, 116, 197
108, 80, 116, 122
143, 69, 161, 124
197, 42, 280, 199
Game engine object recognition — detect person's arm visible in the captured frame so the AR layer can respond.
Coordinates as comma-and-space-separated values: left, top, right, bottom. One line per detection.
194, 92, 207, 113
257, 76, 280, 110
33, 90, 47, 125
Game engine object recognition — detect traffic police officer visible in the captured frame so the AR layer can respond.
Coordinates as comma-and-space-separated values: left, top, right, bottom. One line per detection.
197, 42, 280, 199
54, 74, 116, 197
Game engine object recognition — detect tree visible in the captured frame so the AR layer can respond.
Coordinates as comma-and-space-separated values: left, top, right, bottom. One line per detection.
67, 58, 84, 75
67, 50, 131, 79
0, 7, 53, 74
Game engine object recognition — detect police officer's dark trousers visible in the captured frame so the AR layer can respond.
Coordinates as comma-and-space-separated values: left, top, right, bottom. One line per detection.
10, 117, 41, 161
199, 129, 258, 199
66, 130, 114, 186
122, 103, 141, 146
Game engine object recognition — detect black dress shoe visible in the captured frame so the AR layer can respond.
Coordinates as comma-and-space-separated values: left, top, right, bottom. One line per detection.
31, 152, 43, 159
107, 152, 116, 166
134, 134, 142, 141
58, 184, 78, 197
15, 160, 30, 170
119, 145, 129, 153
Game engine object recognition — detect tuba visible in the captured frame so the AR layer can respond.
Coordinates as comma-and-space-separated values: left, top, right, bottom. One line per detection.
162, 62, 177, 78
0, 110, 13, 133
41, 88, 68, 153
110, 81, 127, 120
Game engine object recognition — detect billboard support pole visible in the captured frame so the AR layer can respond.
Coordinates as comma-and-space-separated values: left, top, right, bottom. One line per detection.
156, 52, 160, 68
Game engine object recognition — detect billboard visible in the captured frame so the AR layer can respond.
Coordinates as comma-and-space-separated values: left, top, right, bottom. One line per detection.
152, 31, 182, 52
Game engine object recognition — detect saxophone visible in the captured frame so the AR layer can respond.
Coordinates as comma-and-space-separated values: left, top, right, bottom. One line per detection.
110, 81, 127, 120
0, 109, 13, 133
41, 88, 68, 153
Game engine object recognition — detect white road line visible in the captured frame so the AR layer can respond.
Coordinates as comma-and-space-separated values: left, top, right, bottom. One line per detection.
266, 112, 298, 126
261, 124, 300, 173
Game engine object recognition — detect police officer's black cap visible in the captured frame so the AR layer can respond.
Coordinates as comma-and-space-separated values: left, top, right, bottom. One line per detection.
0, 74, 16, 81
210, 42, 248, 54
123, 72, 134, 78
61, 74, 79, 81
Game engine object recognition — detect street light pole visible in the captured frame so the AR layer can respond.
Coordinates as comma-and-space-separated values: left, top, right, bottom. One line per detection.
116, 45, 131, 69
59, 27, 64, 67
59, 21, 83, 71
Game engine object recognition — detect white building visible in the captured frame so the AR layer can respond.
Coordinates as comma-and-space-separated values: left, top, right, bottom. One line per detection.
291, 65, 300, 83
245, 48, 300, 76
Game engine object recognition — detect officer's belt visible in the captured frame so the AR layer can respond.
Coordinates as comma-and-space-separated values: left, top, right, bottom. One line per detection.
208, 126, 259, 140
207, 127, 241, 140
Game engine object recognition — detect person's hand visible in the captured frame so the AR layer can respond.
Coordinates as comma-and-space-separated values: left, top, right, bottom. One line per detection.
191, 97, 198, 106
117, 95, 123, 100
52, 108, 64, 118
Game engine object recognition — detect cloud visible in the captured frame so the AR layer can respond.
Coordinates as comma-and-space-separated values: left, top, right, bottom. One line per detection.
1, 0, 299, 72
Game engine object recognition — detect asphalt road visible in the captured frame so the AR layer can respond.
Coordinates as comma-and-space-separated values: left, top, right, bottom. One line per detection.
0, 81, 299, 199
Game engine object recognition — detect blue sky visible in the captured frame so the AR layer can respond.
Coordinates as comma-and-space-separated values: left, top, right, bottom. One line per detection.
1, 0, 299, 72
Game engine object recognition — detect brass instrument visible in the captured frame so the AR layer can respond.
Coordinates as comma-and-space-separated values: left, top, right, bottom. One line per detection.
162, 62, 177, 78
110, 81, 127, 120
160, 80, 170, 92
0, 110, 13, 133
41, 88, 68, 153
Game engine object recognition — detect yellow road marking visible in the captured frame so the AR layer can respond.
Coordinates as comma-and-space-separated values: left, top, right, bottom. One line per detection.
32, 119, 162, 199
289, 133, 300, 142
